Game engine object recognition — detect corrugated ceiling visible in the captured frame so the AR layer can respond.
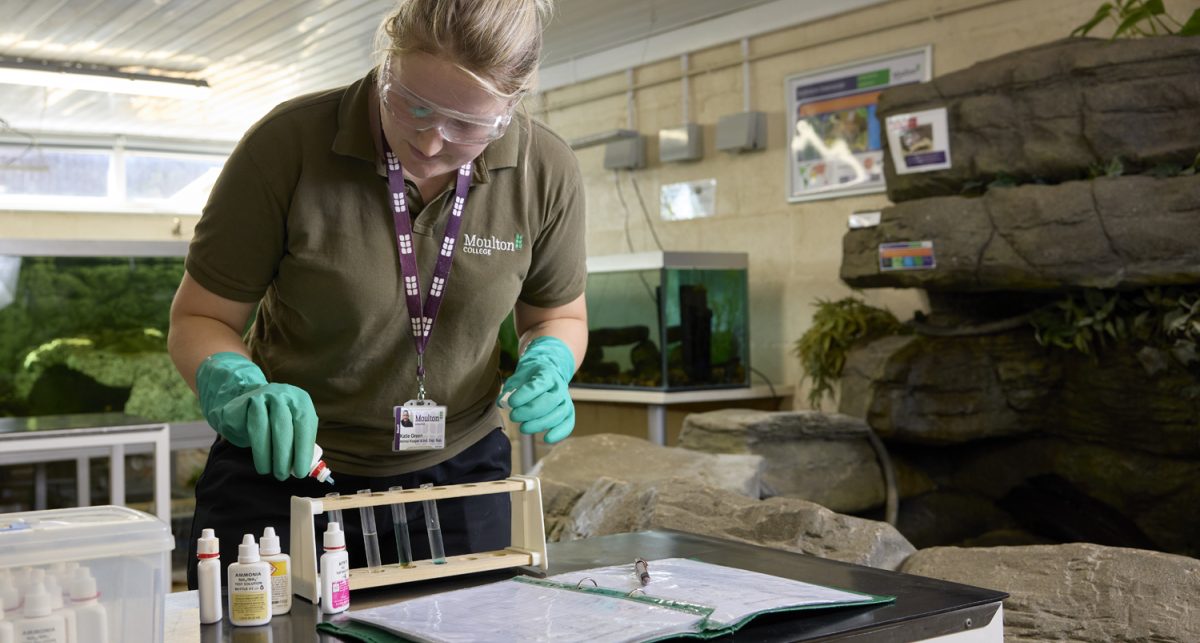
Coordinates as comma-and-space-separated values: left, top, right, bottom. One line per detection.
0, 0, 779, 142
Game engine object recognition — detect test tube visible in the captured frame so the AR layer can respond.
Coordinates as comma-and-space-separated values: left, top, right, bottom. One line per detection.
419, 483, 446, 564
325, 491, 343, 531
388, 485, 414, 567
357, 489, 383, 572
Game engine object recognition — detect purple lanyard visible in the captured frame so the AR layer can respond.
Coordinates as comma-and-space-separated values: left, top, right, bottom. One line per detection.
381, 133, 472, 399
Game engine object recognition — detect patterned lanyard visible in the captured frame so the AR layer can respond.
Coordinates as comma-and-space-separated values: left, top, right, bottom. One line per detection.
381, 132, 472, 400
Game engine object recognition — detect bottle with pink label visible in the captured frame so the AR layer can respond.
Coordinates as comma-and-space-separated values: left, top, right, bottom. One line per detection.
320, 522, 350, 615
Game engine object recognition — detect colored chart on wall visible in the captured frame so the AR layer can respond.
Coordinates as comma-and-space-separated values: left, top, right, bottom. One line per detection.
785, 47, 930, 203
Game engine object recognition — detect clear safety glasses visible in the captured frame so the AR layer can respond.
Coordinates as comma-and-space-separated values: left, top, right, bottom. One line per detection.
378, 71, 514, 146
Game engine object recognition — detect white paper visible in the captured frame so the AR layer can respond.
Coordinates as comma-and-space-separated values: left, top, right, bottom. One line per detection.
346, 580, 702, 643
549, 558, 875, 628
345, 558, 884, 642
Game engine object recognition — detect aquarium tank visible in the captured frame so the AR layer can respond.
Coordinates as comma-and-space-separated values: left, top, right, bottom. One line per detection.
573, 251, 749, 391
0, 239, 200, 422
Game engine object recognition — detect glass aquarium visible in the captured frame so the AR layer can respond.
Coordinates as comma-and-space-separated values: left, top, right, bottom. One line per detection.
574, 251, 749, 391
0, 239, 198, 421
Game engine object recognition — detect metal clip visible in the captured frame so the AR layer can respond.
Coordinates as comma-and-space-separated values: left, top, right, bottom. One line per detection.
575, 578, 597, 589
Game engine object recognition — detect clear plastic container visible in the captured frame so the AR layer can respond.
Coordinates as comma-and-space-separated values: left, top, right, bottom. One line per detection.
0, 505, 174, 643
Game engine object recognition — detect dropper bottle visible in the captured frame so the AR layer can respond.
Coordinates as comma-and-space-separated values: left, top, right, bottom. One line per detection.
308, 445, 336, 485
16, 581, 65, 642
226, 534, 272, 627
196, 529, 222, 625
68, 568, 108, 643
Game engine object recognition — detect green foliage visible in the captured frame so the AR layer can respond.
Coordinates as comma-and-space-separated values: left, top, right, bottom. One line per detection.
1072, 0, 1200, 38
1148, 152, 1200, 179
1031, 289, 1128, 355
794, 298, 908, 408
1089, 156, 1126, 178
1031, 287, 1200, 367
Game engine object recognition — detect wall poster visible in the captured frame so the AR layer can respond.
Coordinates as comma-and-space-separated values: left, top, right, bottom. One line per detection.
785, 47, 931, 203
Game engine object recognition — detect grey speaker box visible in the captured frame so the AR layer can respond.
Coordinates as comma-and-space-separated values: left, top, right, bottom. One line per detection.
658, 123, 703, 163
603, 136, 646, 170
715, 111, 766, 153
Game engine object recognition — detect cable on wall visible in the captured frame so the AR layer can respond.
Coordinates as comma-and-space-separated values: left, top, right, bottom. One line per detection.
628, 173, 664, 252
680, 53, 690, 124
626, 68, 636, 131
741, 37, 752, 113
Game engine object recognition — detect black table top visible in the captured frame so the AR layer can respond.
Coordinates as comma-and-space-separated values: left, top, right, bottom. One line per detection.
182, 529, 1006, 642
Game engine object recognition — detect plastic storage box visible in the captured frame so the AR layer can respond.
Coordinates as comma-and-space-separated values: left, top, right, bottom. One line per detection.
0, 505, 174, 643
575, 251, 750, 391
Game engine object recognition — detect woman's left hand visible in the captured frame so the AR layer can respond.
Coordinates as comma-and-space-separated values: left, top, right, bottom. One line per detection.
499, 336, 576, 443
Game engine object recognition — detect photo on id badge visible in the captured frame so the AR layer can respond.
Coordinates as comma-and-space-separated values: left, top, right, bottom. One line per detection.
394, 400, 447, 451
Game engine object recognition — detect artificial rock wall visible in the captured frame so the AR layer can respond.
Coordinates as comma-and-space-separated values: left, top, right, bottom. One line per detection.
838, 36, 1200, 556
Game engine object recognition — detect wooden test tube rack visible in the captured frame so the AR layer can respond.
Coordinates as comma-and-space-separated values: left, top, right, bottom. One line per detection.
289, 475, 547, 603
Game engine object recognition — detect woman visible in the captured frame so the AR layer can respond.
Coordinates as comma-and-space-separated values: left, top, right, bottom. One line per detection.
172, 0, 586, 589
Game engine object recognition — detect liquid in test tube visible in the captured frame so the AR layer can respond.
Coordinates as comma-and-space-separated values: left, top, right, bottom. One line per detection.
388, 485, 414, 567
325, 491, 343, 530
419, 483, 446, 564
357, 489, 383, 572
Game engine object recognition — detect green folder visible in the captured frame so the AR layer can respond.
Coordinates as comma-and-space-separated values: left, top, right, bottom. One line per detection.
320, 557, 895, 643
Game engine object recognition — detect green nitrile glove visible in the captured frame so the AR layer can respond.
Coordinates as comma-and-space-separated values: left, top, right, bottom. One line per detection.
196, 352, 318, 481
499, 336, 576, 444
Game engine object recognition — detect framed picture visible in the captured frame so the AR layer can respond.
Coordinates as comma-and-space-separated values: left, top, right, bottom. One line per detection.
785, 47, 931, 203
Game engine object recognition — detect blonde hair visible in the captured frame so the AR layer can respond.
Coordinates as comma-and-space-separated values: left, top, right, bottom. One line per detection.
374, 0, 552, 101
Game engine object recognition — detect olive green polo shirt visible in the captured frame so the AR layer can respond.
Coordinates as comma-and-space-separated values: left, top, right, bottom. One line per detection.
186, 70, 586, 476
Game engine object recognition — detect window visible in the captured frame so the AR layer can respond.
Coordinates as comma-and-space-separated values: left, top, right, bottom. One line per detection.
0, 139, 227, 214
0, 144, 109, 197
125, 152, 224, 210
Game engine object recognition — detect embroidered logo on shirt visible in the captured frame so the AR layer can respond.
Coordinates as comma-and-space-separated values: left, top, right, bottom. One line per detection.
462, 233, 523, 256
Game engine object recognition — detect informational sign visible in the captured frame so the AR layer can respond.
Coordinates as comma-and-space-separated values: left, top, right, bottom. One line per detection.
785, 47, 931, 203
879, 241, 936, 272
660, 179, 717, 221
886, 107, 952, 174
848, 211, 882, 229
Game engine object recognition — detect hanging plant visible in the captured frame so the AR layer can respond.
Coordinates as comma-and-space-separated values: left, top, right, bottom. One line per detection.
1072, 0, 1200, 38
794, 298, 908, 408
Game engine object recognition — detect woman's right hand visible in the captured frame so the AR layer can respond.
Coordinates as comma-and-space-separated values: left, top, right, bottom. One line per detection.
196, 352, 319, 481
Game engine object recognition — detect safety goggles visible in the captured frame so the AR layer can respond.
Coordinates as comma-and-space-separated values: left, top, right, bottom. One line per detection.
378, 75, 514, 146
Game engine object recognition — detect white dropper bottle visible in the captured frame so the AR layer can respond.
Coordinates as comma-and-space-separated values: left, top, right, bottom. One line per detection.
226, 534, 272, 627
319, 522, 350, 615
0, 571, 21, 621
43, 574, 76, 643
0, 572, 12, 643
16, 581, 65, 643
258, 527, 292, 616
196, 529, 222, 625
68, 568, 107, 643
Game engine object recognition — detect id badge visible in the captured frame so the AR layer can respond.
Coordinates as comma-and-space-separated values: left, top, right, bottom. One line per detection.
393, 399, 446, 451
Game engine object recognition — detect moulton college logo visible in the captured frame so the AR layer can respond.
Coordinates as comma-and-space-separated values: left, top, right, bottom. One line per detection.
463, 232, 523, 255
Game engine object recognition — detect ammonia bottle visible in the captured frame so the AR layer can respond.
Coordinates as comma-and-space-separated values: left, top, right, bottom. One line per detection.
16, 581, 66, 643
227, 534, 272, 627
